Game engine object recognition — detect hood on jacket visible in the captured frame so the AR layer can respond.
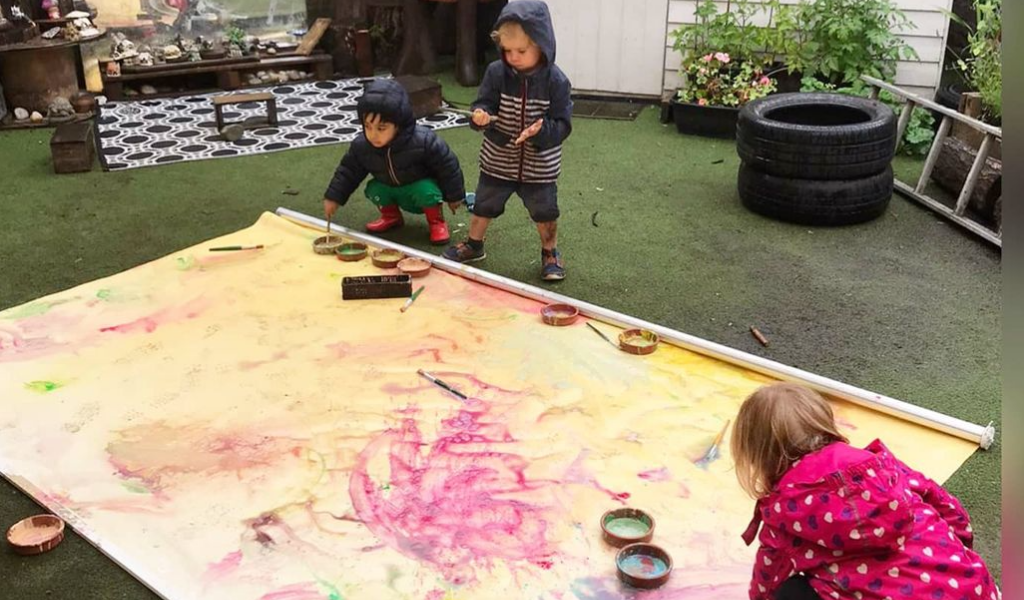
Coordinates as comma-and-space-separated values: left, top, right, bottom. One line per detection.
494, 0, 556, 67
356, 79, 416, 135
748, 441, 914, 554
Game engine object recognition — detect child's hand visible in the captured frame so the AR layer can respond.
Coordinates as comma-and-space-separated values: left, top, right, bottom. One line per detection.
447, 201, 461, 215
515, 119, 544, 145
471, 109, 492, 127
323, 199, 340, 219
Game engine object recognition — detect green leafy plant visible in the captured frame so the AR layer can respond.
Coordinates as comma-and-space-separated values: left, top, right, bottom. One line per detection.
678, 52, 777, 107
946, 0, 1001, 121
670, 0, 766, 65
224, 25, 246, 49
800, 0, 918, 85
800, 77, 935, 156
758, 0, 817, 74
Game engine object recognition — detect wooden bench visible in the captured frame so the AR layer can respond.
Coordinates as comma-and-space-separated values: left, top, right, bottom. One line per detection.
212, 92, 278, 131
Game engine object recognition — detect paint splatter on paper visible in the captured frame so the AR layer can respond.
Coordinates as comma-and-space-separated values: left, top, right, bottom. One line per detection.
0, 213, 981, 600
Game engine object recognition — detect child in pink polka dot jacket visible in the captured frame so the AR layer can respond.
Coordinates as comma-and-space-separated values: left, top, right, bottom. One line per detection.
731, 382, 1000, 600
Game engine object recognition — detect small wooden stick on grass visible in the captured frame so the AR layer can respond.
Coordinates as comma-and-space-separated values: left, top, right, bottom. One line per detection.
750, 326, 769, 347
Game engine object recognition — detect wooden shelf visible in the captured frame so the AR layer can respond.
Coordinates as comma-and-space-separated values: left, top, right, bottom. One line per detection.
101, 52, 333, 100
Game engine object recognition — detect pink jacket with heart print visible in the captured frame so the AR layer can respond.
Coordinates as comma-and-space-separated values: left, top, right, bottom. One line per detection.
741, 439, 1000, 600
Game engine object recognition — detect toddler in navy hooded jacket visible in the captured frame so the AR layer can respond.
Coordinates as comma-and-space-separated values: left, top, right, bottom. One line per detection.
323, 79, 466, 245
442, 0, 573, 281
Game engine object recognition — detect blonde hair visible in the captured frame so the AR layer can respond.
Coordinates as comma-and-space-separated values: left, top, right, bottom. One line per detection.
490, 21, 535, 48
730, 382, 848, 499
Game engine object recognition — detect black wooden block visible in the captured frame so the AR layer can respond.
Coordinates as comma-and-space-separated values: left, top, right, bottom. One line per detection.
342, 275, 413, 300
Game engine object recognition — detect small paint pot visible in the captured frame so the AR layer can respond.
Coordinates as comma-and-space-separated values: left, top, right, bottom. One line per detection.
600, 508, 655, 547
313, 235, 346, 255
619, 329, 660, 355
615, 543, 673, 589
398, 257, 431, 278
335, 243, 368, 262
541, 303, 579, 326
371, 249, 405, 269
7, 514, 65, 556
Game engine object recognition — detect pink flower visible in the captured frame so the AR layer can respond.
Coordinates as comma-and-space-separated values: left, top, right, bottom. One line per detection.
702, 53, 714, 62
698, 67, 707, 75
715, 52, 730, 63
697, 98, 707, 106
759, 76, 771, 86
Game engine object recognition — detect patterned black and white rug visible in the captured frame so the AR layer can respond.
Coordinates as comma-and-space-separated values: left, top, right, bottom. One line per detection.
95, 77, 469, 171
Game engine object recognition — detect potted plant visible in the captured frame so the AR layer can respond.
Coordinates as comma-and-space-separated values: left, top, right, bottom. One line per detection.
673, 52, 776, 138
798, 0, 918, 87
948, 0, 1001, 123
670, 0, 764, 66
757, 0, 815, 93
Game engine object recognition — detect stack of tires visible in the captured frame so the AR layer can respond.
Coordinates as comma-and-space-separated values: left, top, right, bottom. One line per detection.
736, 93, 897, 226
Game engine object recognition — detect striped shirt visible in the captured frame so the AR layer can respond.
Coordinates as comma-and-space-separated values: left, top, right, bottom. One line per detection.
481, 90, 563, 183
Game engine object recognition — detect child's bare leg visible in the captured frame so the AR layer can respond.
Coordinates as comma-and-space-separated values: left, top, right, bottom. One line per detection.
469, 215, 492, 241
536, 221, 557, 251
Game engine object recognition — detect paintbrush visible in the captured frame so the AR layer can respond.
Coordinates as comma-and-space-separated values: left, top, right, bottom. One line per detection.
208, 245, 265, 252
400, 286, 425, 313
585, 322, 618, 348
694, 420, 731, 469
417, 369, 468, 401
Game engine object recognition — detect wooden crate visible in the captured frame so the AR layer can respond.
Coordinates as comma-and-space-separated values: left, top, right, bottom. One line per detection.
50, 122, 94, 174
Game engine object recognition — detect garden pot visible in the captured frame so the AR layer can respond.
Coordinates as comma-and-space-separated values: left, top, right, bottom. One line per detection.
765, 62, 803, 94
672, 99, 739, 139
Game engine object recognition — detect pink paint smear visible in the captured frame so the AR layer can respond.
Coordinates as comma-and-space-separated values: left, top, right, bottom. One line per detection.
99, 296, 210, 335
637, 467, 671, 482
258, 582, 324, 600
350, 402, 558, 585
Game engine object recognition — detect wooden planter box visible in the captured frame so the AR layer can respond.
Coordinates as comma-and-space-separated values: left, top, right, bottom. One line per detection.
672, 98, 739, 139
50, 121, 94, 174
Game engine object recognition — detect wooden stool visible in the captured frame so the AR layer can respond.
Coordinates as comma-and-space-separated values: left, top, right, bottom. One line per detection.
212, 92, 278, 131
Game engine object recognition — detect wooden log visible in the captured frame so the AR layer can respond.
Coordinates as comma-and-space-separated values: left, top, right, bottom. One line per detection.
950, 92, 1002, 160
931, 136, 1001, 225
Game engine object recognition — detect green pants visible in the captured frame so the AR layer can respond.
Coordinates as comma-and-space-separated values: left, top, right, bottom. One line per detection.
365, 178, 443, 215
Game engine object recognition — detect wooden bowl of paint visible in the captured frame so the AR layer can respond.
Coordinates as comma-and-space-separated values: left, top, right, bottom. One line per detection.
615, 543, 672, 589
398, 257, 431, 278
313, 235, 346, 255
601, 508, 655, 547
619, 329, 660, 355
541, 303, 579, 326
6, 514, 65, 555
371, 249, 405, 269
336, 242, 369, 262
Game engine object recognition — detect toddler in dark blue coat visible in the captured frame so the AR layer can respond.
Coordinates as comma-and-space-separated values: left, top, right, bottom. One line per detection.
323, 79, 466, 245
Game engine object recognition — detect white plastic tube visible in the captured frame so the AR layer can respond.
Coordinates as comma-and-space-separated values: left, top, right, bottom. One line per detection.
277, 207, 996, 449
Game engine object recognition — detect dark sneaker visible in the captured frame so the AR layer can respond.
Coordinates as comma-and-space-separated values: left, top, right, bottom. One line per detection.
442, 242, 486, 263
541, 248, 565, 281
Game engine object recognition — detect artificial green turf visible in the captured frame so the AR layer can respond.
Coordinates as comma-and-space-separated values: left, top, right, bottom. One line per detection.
0, 81, 1001, 598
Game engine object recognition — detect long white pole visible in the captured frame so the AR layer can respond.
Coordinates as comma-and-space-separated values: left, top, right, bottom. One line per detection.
277, 207, 996, 449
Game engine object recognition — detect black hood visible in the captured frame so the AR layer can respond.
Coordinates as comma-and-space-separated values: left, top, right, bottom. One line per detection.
357, 79, 416, 134
494, 0, 556, 67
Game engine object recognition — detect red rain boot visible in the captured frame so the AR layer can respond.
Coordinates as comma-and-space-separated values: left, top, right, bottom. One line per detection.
423, 205, 450, 245
366, 205, 404, 233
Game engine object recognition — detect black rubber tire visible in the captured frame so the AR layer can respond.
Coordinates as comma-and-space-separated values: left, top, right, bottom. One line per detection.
737, 163, 893, 226
736, 93, 896, 180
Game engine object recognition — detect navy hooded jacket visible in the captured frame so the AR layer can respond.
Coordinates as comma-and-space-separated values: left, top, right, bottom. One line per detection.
324, 79, 465, 205
473, 0, 572, 183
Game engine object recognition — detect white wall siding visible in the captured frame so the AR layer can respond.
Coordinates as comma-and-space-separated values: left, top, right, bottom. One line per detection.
527, 0, 670, 96
664, 0, 953, 99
